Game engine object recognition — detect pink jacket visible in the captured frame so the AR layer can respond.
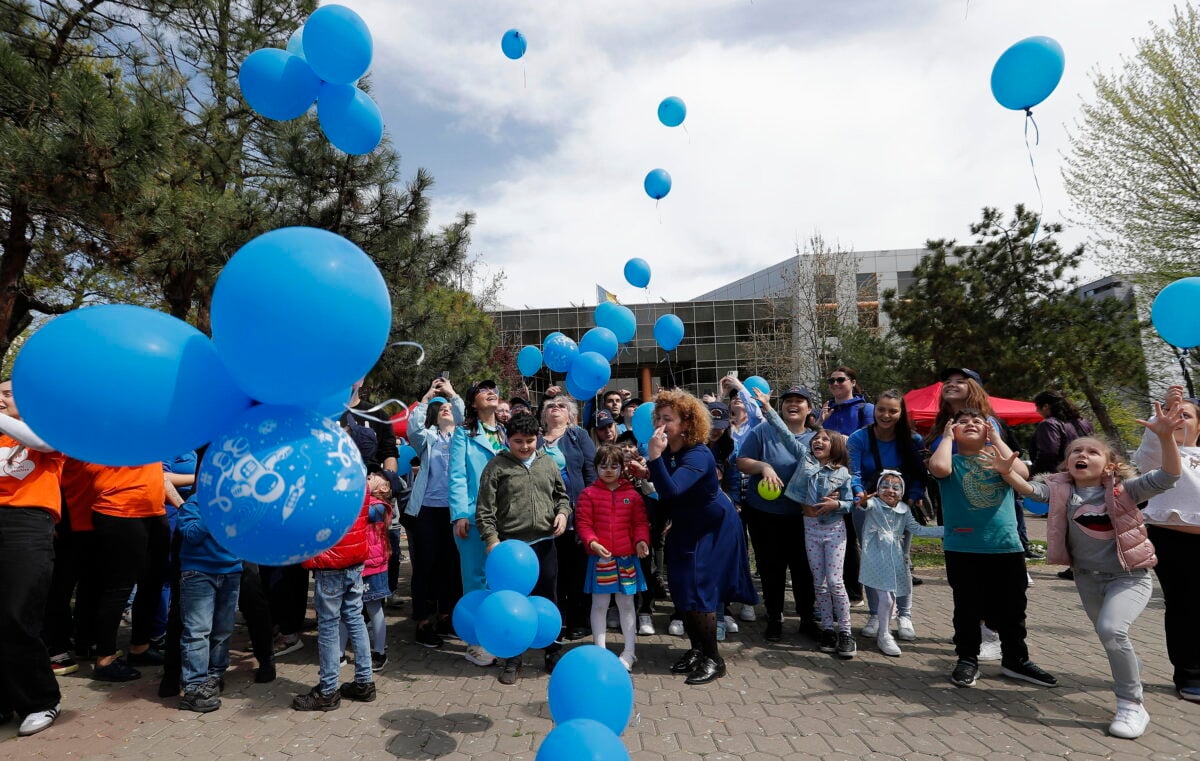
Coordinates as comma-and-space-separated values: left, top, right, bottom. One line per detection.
364, 496, 392, 577
575, 479, 651, 558
1044, 472, 1156, 571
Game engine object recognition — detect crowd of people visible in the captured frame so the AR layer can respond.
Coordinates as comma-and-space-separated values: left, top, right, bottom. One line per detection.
0, 365, 1197, 744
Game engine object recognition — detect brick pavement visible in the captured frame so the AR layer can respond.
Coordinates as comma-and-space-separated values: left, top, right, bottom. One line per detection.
4, 516, 1199, 761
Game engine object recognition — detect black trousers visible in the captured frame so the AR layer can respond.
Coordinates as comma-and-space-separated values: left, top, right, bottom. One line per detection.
1148, 526, 1200, 690
0, 508, 60, 716
843, 513, 862, 601
945, 550, 1028, 663
42, 522, 85, 655
744, 508, 815, 624
555, 530, 589, 629
238, 562, 275, 668
87, 512, 169, 656
400, 506, 462, 622
262, 564, 309, 636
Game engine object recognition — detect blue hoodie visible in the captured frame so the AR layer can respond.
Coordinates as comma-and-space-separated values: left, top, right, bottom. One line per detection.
178, 495, 242, 575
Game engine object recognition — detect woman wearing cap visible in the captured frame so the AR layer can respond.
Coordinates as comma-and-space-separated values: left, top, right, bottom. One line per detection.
591, 410, 619, 448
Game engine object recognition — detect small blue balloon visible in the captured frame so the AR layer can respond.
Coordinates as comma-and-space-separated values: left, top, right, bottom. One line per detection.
529, 596, 562, 649
198, 404, 367, 565
543, 334, 579, 373
485, 539, 540, 595
395, 444, 418, 478
744, 375, 771, 400
536, 719, 631, 761
303, 4, 373, 85
548, 645, 635, 735
990, 36, 1065, 111
239, 48, 321, 121
517, 345, 543, 376
631, 402, 656, 444
578, 327, 618, 362
623, 258, 651, 289
452, 589, 492, 646
476, 589, 538, 658
1151, 277, 1200, 348
317, 82, 383, 155
594, 304, 636, 344
657, 96, 686, 127
644, 168, 672, 200
653, 314, 685, 351
501, 28, 527, 60
568, 351, 612, 396
286, 28, 305, 58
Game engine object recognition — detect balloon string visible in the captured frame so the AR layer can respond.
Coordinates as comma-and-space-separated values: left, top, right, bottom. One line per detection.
683, 124, 691, 145
523, 65, 527, 90
341, 340, 427, 425
1023, 109, 1045, 249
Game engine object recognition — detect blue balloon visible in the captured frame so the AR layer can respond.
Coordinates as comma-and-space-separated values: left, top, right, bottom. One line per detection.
197, 404, 367, 565
517, 345, 543, 376
395, 444, 417, 478
644, 168, 671, 200
653, 314, 685, 351
238, 48, 321, 121
744, 375, 771, 400
565, 375, 594, 402
595, 304, 636, 344
1151, 277, 1200, 348
568, 352, 612, 396
476, 589, 538, 658
317, 82, 383, 155
316, 386, 353, 418
990, 36, 1065, 111
578, 327, 618, 362
657, 96, 686, 128
302, 4, 373, 85
544, 331, 565, 344
12, 305, 252, 466
1024, 499, 1049, 516
501, 28, 527, 60
211, 227, 391, 406
486, 539, 540, 595
452, 589, 492, 646
529, 595, 563, 649
543, 334, 579, 373
593, 303, 619, 329
631, 402, 656, 444
536, 719, 631, 761
623, 258, 651, 289
548, 645, 635, 735
286, 28, 305, 58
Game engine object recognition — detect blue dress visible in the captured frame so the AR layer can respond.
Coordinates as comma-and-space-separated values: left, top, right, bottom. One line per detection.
649, 444, 758, 611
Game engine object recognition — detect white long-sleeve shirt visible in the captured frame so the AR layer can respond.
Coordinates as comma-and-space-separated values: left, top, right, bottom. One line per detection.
1133, 423, 1200, 528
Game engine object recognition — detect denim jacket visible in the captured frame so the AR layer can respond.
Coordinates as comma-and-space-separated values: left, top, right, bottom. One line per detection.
762, 406, 852, 524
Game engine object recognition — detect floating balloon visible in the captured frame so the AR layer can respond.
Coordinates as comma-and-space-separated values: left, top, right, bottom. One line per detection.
198, 404, 367, 565
211, 227, 391, 405
657, 96, 686, 127
757, 480, 782, 501
744, 375, 771, 399
565, 375, 594, 402
578, 327, 618, 362
317, 386, 354, 418
543, 334, 579, 373
568, 352, 612, 397
644, 168, 672, 200
548, 645, 635, 735
317, 82, 384, 155
303, 4, 373, 85
12, 305, 252, 466
517, 345, 544, 376
238, 48, 321, 121
395, 443, 418, 478
485, 539, 540, 595
623, 258, 651, 289
476, 589, 538, 658
286, 28, 305, 57
451, 589, 493, 646
631, 402, 656, 444
990, 36, 1065, 111
536, 719, 631, 761
529, 595, 562, 649
1150, 277, 1200, 348
595, 304, 636, 344
501, 29, 527, 60
653, 314, 685, 351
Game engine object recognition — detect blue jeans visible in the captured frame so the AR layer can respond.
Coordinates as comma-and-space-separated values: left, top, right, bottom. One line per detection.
180, 570, 241, 690
313, 565, 372, 694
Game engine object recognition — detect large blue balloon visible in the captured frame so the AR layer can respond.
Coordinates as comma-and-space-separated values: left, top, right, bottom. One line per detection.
644, 168, 672, 200
286, 28, 305, 57
653, 314, 685, 351
990, 36, 1065, 111
197, 404, 367, 565
12, 305, 252, 466
569, 351, 612, 396
657, 96, 686, 128
316, 386, 354, 418
501, 29, 527, 60
536, 719, 631, 761
548, 645, 635, 735
543, 334, 579, 373
631, 402, 655, 444
529, 595, 562, 649
595, 304, 636, 344
302, 4, 373, 85
744, 375, 771, 399
476, 590, 538, 658
317, 83, 383, 155
623, 258, 651, 288
452, 589, 492, 646
211, 227, 391, 405
565, 375, 594, 402
1151, 277, 1200, 348
486, 539, 539, 595
517, 345, 543, 376
578, 327, 618, 362
238, 48, 321, 121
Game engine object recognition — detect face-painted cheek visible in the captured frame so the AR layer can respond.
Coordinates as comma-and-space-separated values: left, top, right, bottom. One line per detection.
1072, 503, 1115, 541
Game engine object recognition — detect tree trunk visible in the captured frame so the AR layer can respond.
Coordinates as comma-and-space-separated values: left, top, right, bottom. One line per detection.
0, 197, 34, 367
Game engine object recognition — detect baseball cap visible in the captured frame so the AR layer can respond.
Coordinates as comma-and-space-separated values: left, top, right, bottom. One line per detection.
594, 409, 616, 428
939, 367, 983, 385
466, 379, 497, 402
780, 385, 819, 406
707, 401, 731, 430
508, 396, 532, 410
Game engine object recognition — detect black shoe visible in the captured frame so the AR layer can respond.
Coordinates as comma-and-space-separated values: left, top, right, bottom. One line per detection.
764, 620, 783, 642
798, 619, 822, 639
339, 680, 378, 702
435, 616, 454, 637
950, 659, 979, 688
1057, 568, 1075, 580
179, 687, 220, 713
544, 645, 563, 674
127, 647, 166, 666
94, 658, 141, 682
292, 686, 341, 711
371, 652, 388, 673
818, 630, 838, 653
670, 649, 704, 674
158, 673, 181, 698
835, 631, 856, 660
567, 627, 589, 641
1001, 659, 1058, 687
415, 625, 444, 649
684, 657, 726, 685
254, 665, 277, 684
911, 576, 924, 586
498, 657, 521, 685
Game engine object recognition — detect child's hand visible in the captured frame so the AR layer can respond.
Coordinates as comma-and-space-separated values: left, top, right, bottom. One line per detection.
636, 541, 650, 558
552, 513, 568, 537
977, 448, 1019, 475
856, 491, 874, 508
942, 419, 957, 442
589, 540, 612, 559
625, 459, 649, 479
759, 465, 783, 491
814, 496, 840, 514
1137, 401, 1184, 438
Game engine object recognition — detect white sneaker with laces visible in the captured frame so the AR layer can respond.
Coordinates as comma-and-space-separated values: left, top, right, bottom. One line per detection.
1108, 699, 1150, 739
861, 615, 879, 638
978, 625, 1002, 661
637, 614, 655, 636
668, 619, 685, 636
896, 616, 916, 641
877, 632, 902, 657
739, 604, 757, 622
724, 615, 739, 634
464, 645, 496, 666
18, 704, 60, 737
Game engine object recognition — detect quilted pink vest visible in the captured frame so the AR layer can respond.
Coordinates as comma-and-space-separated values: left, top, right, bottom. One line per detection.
1043, 472, 1157, 571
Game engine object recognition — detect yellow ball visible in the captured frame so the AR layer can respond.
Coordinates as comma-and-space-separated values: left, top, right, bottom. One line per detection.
757, 480, 782, 501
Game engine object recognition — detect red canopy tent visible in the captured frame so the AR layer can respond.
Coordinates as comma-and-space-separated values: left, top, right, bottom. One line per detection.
903, 382, 1043, 434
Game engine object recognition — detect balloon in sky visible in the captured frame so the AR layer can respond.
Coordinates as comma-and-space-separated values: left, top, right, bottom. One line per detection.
653, 313, 685, 351
517, 345, 543, 376
990, 36, 1065, 111
568, 351, 612, 396
1150, 277, 1200, 348
501, 29, 527, 60
657, 96, 686, 127
623, 258, 651, 288
317, 82, 384, 155
543, 334, 579, 373
303, 4, 373, 85
644, 168, 672, 200
578, 327, 618, 362
238, 48, 321, 121
744, 375, 771, 399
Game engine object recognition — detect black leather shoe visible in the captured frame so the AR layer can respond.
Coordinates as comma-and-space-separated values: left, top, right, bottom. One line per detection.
911, 576, 924, 586
567, 627, 589, 641
670, 649, 703, 674
685, 657, 726, 685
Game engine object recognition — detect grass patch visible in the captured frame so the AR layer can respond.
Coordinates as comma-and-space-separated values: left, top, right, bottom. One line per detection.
911, 537, 1047, 568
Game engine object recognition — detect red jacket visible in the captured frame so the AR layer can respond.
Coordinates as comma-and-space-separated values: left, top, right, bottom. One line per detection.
304, 492, 371, 570
576, 479, 651, 558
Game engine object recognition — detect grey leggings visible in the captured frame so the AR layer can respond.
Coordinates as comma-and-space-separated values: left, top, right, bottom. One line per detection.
1074, 568, 1152, 703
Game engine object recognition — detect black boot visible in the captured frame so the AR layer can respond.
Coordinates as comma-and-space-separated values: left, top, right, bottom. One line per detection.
685, 657, 726, 685
670, 649, 703, 674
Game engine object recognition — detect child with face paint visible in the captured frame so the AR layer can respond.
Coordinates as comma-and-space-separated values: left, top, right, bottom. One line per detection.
982, 403, 1183, 741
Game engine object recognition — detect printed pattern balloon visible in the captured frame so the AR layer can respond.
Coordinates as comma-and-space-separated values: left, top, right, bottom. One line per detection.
543, 334, 580, 373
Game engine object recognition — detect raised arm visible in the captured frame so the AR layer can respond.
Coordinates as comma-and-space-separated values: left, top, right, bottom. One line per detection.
0, 415, 54, 452
927, 421, 956, 479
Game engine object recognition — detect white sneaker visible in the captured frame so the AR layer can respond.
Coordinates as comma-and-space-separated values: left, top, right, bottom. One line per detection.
877, 632, 902, 657
724, 615, 739, 634
606, 608, 619, 630
619, 652, 637, 672
896, 616, 916, 641
1026, 571, 1034, 588
18, 704, 60, 737
637, 614, 655, 635
716, 618, 726, 641
1108, 699, 1150, 739
861, 615, 880, 638
739, 604, 757, 622
464, 645, 495, 666
668, 619, 685, 636
978, 625, 1002, 661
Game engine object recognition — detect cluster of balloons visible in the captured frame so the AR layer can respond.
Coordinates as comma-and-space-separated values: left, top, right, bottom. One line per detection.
239, 5, 383, 155
1151, 277, 1200, 349
537, 646, 634, 761
990, 36, 1065, 112
452, 541, 561, 658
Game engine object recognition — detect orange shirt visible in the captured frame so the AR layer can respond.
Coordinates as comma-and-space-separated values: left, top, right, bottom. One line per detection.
62, 460, 166, 522
0, 434, 65, 520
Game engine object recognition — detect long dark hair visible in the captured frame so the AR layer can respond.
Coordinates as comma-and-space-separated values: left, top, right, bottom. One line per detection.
1033, 391, 1083, 422
424, 401, 445, 430
874, 389, 923, 486
707, 426, 734, 466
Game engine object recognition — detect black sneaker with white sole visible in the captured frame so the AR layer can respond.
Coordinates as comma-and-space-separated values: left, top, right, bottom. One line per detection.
950, 659, 979, 687
1001, 659, 1058, 687
835, 631, 856, 659
818, 629, 838, 653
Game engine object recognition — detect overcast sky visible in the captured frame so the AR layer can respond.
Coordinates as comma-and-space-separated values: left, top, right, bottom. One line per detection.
345, 0, 1176, 308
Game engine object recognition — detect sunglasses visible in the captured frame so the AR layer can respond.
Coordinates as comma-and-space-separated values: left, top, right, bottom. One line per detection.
827, 377, 850, 385
545, 402, 568, 409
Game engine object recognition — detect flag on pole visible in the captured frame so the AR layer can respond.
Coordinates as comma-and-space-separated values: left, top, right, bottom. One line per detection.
596, 284, 620, 305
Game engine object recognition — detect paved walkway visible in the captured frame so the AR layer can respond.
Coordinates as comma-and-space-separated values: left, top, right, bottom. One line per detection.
5, 519, 1199, 760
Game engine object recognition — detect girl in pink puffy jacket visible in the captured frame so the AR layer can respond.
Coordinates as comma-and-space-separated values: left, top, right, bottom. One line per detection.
359, 473, 393, 672
982, 404, 1182, 742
